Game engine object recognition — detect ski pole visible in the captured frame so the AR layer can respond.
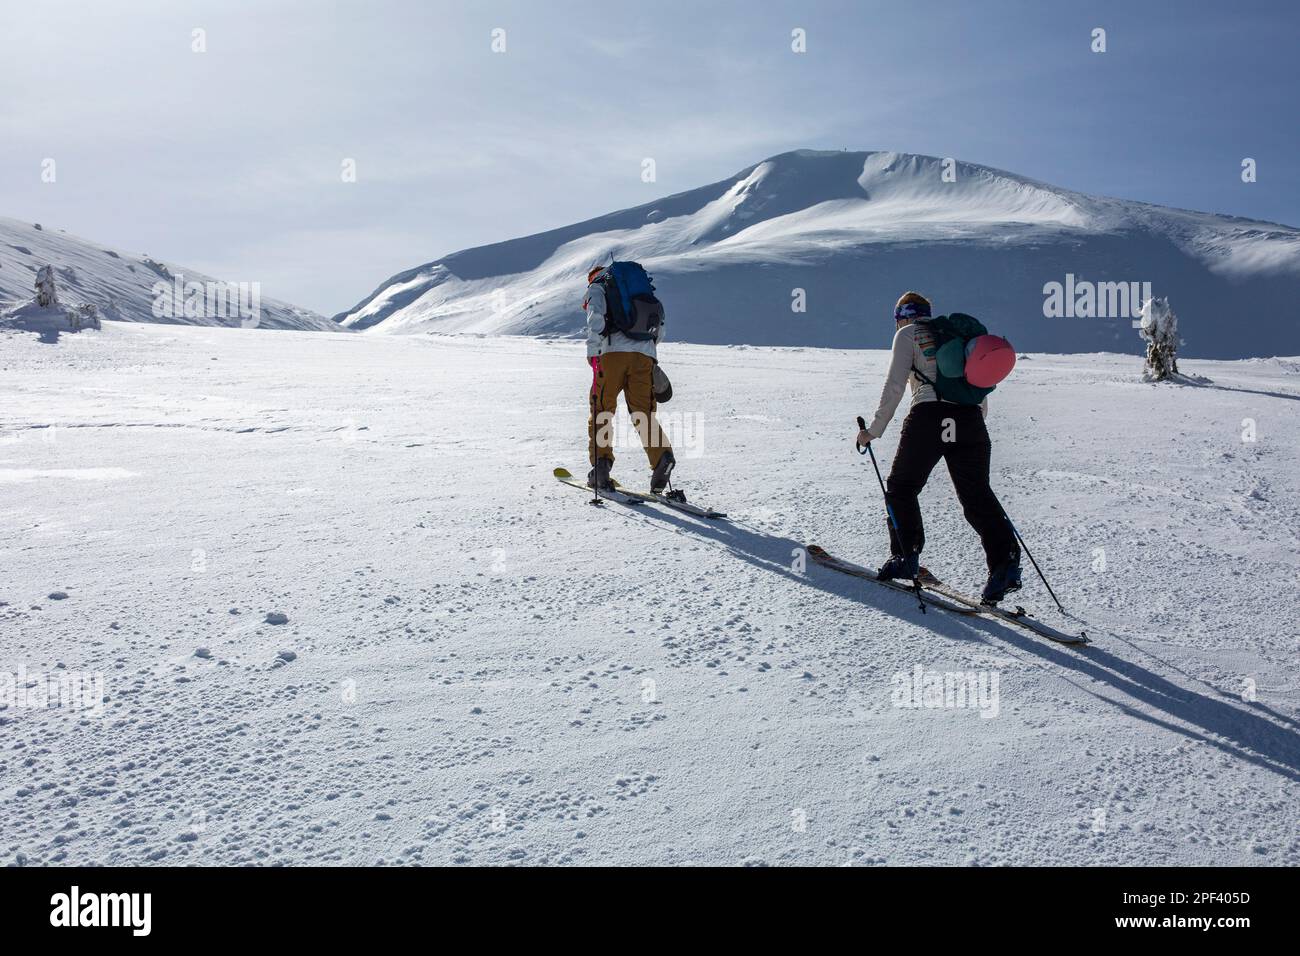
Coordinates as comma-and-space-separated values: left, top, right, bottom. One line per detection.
999, 508, 1067, 615
855, 417, 893, 517
856, 416, 925, 612
589, 369, 601, 507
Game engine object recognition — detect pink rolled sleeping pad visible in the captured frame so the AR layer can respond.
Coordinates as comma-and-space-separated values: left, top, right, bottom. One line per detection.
964, 335, 1016, 388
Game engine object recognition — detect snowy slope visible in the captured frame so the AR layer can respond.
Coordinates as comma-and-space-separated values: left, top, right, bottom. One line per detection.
2, 324, 1297, 865
0, 216, 339, 332
337, 150, 1300, 358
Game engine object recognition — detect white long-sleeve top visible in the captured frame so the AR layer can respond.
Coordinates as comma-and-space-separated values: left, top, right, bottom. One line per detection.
584, 280, 662, 359
866, 322, 987, 438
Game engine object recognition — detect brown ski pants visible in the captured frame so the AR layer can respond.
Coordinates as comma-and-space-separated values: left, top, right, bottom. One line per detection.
588, 351, 671, 469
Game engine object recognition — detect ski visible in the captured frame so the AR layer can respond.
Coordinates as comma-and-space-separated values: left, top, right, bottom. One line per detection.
912, 575, 1090, 646
553, 467, 644, 506
805, 545, 979, 616
610, 482, 727, 519
806, 545, 1090, 645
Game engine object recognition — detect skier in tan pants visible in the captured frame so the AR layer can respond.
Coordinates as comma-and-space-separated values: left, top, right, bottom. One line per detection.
584, 265, 674, 491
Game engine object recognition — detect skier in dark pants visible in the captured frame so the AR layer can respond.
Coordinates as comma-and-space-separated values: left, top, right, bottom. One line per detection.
856, 292, 1022, 602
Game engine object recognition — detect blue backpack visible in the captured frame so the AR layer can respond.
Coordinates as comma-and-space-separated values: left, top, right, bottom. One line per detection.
597, 261, 664, 341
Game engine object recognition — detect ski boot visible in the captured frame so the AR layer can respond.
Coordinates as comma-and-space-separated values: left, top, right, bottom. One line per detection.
586, 458, 613, 490
650, 450, 676, 494
877, 553, 919, 581
981, 553, 1023, 604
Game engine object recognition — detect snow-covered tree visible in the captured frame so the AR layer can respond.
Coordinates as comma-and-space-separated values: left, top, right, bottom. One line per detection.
1139, 296, 1179, 381
2, 263, 100, 336
71, 303, 101, 332
35, 265, 59, 307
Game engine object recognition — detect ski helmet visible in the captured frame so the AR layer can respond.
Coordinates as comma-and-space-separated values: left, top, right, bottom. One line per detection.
652, 364, 673, 403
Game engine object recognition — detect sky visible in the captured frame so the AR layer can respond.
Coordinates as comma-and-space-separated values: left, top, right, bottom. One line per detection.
2, 0, 1297, 316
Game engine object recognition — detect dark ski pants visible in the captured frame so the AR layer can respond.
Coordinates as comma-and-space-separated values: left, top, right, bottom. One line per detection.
884, 402, 1018, 570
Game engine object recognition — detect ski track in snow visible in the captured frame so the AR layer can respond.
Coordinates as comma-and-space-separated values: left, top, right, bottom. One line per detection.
1, 322, 1297, 866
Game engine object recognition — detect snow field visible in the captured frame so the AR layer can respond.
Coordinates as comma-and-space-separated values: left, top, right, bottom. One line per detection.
1, 323, 1296, 865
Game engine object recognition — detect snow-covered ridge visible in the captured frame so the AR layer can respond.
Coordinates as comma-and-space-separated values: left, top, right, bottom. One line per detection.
0, 216, 339, 332
336, 149, 1300, 358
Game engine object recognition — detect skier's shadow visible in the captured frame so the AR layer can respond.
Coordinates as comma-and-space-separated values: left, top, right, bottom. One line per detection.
610, 501, 981, 636
619, 504, 1300, 783
974, 624, 1300, 782
1175, 378, 1300, 403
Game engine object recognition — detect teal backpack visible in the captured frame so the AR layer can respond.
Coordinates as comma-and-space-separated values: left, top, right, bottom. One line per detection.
911, 313, 996, 406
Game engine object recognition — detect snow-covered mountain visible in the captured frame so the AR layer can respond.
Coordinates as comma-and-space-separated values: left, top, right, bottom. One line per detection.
336, 150, 1300, 358
0, 216, 339, 332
